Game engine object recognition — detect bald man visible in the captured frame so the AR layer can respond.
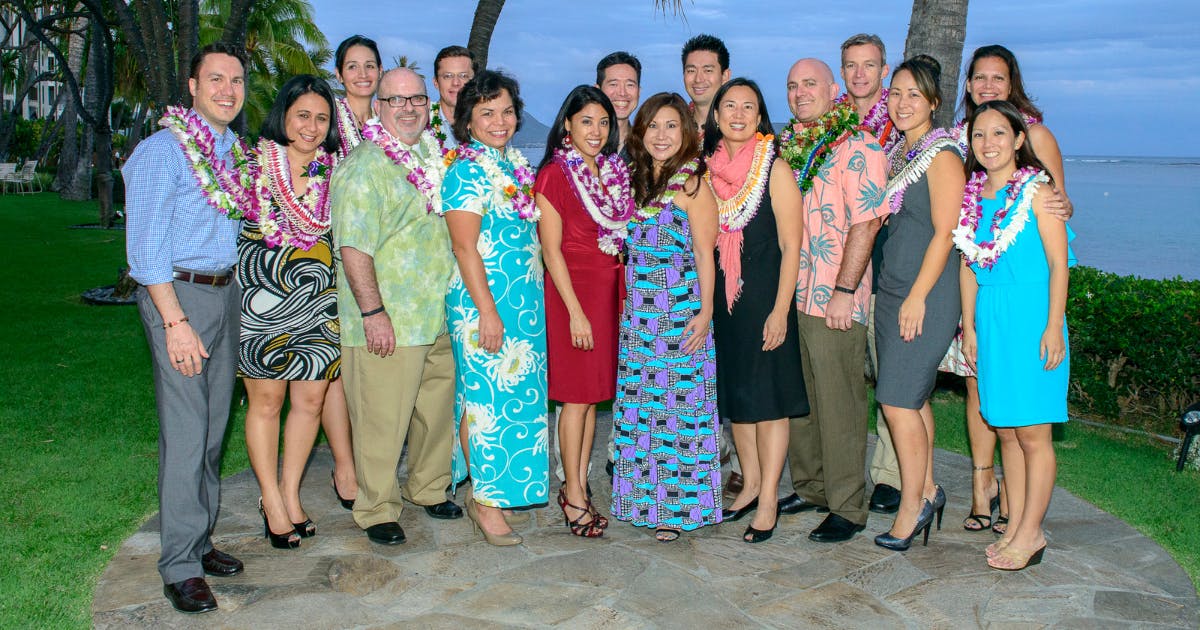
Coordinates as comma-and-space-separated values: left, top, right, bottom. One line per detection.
777, 59, 887, 543
332, 68, 462, 546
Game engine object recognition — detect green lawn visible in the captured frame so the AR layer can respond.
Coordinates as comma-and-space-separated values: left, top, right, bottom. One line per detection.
0, 194, 1196, 628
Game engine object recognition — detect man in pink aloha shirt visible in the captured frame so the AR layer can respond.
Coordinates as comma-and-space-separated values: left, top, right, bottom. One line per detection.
777, 58, 888, 543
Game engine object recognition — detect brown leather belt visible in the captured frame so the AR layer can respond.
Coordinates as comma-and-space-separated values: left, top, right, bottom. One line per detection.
172, 270, 233, 286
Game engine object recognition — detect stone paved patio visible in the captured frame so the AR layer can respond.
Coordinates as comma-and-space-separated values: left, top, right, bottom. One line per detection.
94, 416, 1198, 629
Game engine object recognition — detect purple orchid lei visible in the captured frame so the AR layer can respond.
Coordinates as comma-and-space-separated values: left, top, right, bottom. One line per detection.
553, 146, 637, 255
360, 120, 446, 214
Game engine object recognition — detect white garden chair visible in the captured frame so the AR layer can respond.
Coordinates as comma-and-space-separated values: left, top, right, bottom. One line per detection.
10, 160, 41, 194
0, 163, 16, 194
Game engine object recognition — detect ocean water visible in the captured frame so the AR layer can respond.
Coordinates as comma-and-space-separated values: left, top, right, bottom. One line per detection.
511, 146, 1199, 281
1063, 156, 1200, 280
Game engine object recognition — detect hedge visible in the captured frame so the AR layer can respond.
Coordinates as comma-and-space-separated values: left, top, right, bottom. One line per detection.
1067, 266, 1199, 434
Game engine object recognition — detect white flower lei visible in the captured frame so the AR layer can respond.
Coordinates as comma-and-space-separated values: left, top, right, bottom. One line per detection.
454, 143, 539, 222
159, 105, 256, 220
884, 128, 960, 214
554, 147, 636, 255
334, 97, 364, 159
706, 138, 774, 233
953, 168, 1047, 269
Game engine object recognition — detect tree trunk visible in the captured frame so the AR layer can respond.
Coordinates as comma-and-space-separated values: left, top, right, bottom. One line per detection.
904, 0, 969, 129
467, 0, 506, 70
55, 10, 90, 197
176, 0, 200, 106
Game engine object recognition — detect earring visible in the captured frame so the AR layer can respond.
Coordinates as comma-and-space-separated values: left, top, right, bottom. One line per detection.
562, 133, 572, 148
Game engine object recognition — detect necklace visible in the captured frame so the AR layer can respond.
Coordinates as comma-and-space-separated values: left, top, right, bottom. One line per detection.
334, 97, 365, 159
953, 166, 1046, 269
705, 136, 774, 233
159, 105, 256, 220
839, 91, 897, 153
360, 119, 447, 214
632, 158, 700, 224
884, 127, 960, 213
453, 143, 539, 222
429, 101, 449, 148
252, 139, 333, 250
554, 147, 636, 255
778, 102, 862, 192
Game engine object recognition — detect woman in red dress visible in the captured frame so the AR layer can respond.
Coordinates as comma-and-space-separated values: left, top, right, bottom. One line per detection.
534, 85, 634, 537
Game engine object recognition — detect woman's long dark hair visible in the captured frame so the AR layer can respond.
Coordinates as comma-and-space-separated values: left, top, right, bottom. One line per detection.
538, 85, 619, 170
701, 77, 774, 158
964, 100, 1052, 185
627, 92, 705, 206
959, 45, 1043, 122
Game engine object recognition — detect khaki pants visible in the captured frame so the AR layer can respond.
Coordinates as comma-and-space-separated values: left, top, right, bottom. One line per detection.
866, 295, 901, 489
788, 312, 869, 525
342, 334, 455, 529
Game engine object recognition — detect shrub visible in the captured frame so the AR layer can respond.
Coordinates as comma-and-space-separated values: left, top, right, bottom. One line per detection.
1068, 266, 1200, 434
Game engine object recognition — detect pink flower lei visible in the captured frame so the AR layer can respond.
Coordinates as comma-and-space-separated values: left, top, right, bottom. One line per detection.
953, 166, 1047, 269
360, 119, 446, 214
553, 147, 637, 255
251, 139, 334, 250
159, 105, 257, 220
631, 158, 700, 225
453, 143, 538, 222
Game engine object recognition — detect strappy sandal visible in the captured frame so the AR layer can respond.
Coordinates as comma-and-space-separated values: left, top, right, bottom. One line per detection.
992, 514, 1009, 535
964, 466, 1001, 531
655, 527, 681, 543
557, 489, 604, 538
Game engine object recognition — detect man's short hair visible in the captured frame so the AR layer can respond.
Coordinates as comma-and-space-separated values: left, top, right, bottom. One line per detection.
681, 34, 729, 72
840, 33, 887, 64
434, 45, 478, 76
189, 42, 248, 80
596, 51, 642, 85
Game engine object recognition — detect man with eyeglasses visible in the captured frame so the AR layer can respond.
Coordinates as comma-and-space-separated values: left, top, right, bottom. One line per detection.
430, 45, 476, 149
331, 67, 461, 546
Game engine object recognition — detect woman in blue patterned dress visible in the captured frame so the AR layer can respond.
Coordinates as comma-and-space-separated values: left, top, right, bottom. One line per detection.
612, 93, 721, 542
442, 71, 548, 547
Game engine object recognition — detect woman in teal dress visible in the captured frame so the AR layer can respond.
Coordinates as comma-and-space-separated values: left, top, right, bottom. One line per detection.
442, 71, 548, 547
957, 100, 1074, 572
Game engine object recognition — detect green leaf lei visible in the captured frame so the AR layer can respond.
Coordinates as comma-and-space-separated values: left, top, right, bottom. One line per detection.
429, 101, 448, 147
777, 101, 862, 192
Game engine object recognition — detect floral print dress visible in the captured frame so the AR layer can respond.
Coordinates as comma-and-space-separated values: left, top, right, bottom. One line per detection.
442, 141, 549, 508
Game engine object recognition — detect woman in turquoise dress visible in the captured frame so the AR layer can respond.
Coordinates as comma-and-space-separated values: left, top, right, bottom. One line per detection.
957, 100, 1074, 572
442, 71, 548, 547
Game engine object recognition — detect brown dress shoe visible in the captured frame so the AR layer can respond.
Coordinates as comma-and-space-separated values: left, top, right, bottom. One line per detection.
163, 577, 218, 614
723, 471, 744, 498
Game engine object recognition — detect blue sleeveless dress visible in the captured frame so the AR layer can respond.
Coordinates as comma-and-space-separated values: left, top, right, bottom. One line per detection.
971, 183, 1076, 427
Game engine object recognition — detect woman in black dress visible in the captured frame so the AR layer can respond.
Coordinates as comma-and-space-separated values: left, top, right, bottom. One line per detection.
703, 78, 807, 543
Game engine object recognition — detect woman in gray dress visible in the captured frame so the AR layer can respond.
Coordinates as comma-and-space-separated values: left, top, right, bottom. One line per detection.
872, 56, 964, 551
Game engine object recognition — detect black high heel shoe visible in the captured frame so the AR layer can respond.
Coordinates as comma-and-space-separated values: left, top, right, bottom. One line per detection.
721, 497, 758, 522
743, 519, 776, 544
874, 499, 935, 551
932, 485, 946, 531
258, 499, 300, 549
332, 471, 354, 511
292, 517, 316, 538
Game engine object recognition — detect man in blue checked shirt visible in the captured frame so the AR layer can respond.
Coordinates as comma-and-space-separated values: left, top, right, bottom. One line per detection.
123, 42, 249, 615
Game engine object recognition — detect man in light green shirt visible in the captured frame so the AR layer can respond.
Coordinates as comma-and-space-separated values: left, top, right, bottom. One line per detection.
331, 68, 459, 546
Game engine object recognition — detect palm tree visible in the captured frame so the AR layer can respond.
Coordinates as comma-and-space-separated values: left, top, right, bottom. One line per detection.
904, 0, 970, 128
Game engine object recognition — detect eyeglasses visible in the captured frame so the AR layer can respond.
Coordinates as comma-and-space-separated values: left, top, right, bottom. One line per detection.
379, 94, 429, 108
439, 72, 473, 83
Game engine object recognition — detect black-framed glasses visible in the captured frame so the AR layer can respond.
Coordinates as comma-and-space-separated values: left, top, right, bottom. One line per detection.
379, 94, 429, 108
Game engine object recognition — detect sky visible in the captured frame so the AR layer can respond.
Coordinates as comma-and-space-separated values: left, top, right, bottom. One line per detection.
309, 0, 1200, 157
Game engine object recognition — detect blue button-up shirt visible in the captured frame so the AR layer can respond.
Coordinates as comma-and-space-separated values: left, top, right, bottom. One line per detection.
124, 114, 244, 285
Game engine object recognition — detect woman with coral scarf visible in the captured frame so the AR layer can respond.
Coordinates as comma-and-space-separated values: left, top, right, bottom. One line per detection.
702, 78, 808, 544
